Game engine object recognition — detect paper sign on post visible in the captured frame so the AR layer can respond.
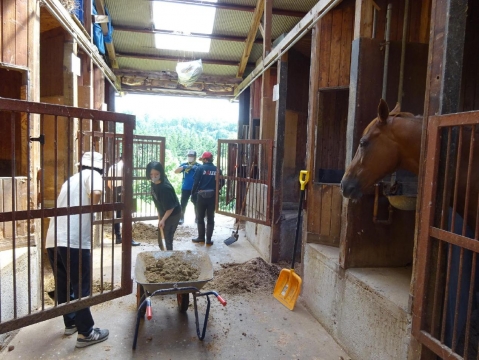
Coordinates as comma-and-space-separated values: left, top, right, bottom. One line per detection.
71, 54, 81, 77
273, 84, 279, 101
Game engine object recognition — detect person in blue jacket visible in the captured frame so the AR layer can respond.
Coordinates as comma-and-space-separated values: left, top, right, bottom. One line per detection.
174, 150, 200, 225
191, 151, 224, 245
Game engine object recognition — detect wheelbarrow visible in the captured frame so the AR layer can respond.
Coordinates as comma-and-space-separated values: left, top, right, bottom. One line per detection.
132, 250, 227, 350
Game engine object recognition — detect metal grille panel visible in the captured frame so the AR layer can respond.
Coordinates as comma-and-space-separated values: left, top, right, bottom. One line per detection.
413, 111, 479, 359
0, 98, 134, 334
216, 139, 273, 226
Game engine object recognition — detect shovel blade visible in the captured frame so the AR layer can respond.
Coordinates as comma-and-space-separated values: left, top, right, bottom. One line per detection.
224, 232, 239, 246
273, 269, 302, 310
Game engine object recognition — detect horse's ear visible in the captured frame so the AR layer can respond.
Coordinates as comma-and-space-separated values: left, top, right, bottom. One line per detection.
378, 99, 389, 124
390, 102, 401, 114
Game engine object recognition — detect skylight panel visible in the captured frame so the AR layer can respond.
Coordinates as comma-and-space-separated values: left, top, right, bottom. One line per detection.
153, 0, 217, 52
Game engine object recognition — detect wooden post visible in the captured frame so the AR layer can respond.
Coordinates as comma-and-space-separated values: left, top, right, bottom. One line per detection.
63, 35, 79, 171
271, 53, 288, 263
411, 0, 468, 357
301, 21, 322, 274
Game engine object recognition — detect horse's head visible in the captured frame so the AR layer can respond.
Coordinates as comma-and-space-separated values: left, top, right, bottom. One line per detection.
341, 99, 403, 199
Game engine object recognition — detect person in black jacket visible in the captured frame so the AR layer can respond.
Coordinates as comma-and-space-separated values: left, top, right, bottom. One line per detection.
146, 161, 181, 250
191, 151, 223, 245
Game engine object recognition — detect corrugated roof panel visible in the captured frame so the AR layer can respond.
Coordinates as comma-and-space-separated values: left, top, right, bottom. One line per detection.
215, 0, 318, 13
114, 31, 245, 62
213, 9, 253, 37
105, 0, 153, 28
117, 58, 238, 77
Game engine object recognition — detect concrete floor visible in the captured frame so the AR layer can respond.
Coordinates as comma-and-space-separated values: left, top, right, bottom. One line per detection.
1, 213, 350, 360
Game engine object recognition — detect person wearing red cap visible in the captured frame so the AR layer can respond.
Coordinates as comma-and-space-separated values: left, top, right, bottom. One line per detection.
191, 151, 224, 245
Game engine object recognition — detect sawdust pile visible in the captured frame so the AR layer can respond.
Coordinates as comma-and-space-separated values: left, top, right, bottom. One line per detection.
144, 253, 200, 283
207, 257, 281, 295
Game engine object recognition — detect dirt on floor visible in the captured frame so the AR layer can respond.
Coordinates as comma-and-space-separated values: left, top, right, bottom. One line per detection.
206, 257, 282, 296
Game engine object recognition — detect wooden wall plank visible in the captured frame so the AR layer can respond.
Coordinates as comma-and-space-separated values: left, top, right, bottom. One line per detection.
320, 185, 332, 236
339, 2, 354, 86
328, 9, 343, 87
319, 13, 333, 88
419, 0, 432, 44
308, 183, 322, 234
3, 0, 16, 63
329, 185, 343, 240
40, 28, 64, 97
15, 0, 27, 67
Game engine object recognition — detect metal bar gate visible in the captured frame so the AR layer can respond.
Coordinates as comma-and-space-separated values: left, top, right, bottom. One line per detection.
216, 139, 273, 226
0, 98, 134, 334
82, 132, 165, 224
413, 110, 479, 359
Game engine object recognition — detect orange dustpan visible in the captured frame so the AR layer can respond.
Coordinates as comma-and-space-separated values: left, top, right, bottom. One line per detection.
273, 170, 309, 310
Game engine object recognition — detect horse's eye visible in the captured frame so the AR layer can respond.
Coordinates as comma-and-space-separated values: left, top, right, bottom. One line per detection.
359, 139, 368, 148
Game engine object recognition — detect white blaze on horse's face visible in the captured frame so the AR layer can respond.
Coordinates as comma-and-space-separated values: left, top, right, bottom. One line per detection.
341, 99, 400, 199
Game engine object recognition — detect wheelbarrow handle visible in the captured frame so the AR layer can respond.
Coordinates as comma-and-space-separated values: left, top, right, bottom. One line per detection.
146, 297, 152, 320
216, 294, 227, 306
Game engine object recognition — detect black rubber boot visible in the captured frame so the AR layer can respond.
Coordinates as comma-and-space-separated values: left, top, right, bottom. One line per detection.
192, 223, 205, 243
206, 223, 214, 245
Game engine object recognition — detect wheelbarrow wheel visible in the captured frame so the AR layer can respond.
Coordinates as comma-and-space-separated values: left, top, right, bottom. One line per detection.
177, 293, 189, 313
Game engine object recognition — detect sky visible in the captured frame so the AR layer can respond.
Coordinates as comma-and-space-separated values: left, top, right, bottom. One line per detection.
115, 94, 239, 123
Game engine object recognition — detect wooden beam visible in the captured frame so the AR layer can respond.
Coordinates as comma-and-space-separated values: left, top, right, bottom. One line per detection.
147, 0, 306, 17
264, 0, 273, 57
235, 0, 342, 96
113, 25, 265, 44
237, 0, 265, 78
115, 52, 251, 67
113, 69, 243, 84
94, 0, 118, 68
270, 53, 288, 263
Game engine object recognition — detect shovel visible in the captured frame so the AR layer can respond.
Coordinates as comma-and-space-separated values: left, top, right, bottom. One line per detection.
224, 162, 255, 246
157, 226, 165, 251
273, 170, 309, 310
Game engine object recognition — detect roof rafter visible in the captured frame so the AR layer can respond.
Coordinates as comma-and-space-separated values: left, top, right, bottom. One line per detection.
237, 0, 264, 77
113, 25, 265, 44
146, 0, 306, 17
116, 52, 254, 67
94, 0, 119, 68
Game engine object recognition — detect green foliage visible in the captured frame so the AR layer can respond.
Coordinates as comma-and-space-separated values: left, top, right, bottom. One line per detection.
134, 114, 237, 195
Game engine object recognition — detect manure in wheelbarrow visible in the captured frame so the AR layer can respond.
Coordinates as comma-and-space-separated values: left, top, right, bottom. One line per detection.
143, 253, 200, 283
206, 257, 282, 295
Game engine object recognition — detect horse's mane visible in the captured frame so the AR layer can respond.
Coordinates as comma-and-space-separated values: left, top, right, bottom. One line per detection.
390, 111, 422, 122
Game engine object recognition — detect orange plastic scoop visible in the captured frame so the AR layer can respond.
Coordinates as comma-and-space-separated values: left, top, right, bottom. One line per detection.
273, 170, 309, 310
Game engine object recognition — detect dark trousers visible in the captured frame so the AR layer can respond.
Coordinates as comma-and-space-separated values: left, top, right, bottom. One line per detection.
47, 247, 94, 336
162, 211, 182, 250
180, 189, 197, 219
196, 195, 215, 240
113, 186, 122, 236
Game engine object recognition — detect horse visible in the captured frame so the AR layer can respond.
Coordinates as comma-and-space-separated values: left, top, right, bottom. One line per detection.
340, 98, 479, 234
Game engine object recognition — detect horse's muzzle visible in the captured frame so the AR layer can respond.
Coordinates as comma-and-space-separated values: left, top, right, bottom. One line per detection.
340, 177, 363, 199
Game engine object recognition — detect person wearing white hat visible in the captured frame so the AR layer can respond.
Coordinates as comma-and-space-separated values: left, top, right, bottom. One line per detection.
45, 151, 109, 348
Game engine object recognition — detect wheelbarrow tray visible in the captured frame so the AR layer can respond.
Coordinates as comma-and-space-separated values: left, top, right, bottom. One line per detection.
135, 250, 213, 294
